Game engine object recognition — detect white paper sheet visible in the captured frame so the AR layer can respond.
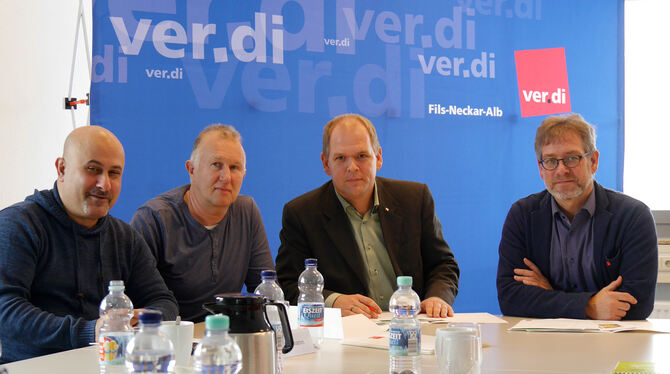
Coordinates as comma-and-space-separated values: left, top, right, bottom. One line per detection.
338, 312, 498, 354
509, 318, 670, 333
342, 314, 387, 338
341, 334, 436, 355
284, 328, 317, 358
375, 312, 507, 325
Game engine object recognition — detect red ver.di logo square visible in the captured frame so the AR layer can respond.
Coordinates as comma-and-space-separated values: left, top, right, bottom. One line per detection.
515, 47, 571, 117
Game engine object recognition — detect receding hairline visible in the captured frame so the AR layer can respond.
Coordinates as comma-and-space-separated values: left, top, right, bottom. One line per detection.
62, 125, 125, 160
190, 124, 246, 166
322, 114, 380, 157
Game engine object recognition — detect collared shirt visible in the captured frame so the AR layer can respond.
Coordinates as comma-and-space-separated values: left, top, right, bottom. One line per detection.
324, 184, 396, 310
548, 189, 598, 292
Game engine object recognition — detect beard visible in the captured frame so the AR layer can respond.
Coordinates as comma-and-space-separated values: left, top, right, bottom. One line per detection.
82, 188, 110, 215
547, 172, 594, 201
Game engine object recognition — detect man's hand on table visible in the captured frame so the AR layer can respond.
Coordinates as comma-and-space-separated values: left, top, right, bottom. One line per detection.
421, 297, 453, 318
334, 294, 382, 319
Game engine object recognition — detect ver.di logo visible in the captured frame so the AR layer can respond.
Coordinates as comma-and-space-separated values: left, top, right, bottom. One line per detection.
514, 47, 571, 117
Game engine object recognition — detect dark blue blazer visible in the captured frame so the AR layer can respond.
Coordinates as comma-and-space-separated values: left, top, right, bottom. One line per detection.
497, 182, 657, 319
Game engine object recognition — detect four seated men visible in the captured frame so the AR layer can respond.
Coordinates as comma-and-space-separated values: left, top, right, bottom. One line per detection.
0, 113, 659, 362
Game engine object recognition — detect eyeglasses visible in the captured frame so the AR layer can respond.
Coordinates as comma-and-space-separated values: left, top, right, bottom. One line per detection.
539, 153, 591, 171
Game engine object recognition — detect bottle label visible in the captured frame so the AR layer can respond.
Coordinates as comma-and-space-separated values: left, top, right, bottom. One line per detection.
128, 354, 173, 372
389, 326, 421, 357
98, 332, 133, 365
199, 363, 242, 374
272, 322, 284, 345
298, 303, 324, 327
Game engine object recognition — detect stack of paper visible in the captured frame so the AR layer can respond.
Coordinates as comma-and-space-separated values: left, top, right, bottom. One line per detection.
508, 318, 670, 333
340, 312, 506, 354
342, 332, 437, 355
374, 312, 507, 326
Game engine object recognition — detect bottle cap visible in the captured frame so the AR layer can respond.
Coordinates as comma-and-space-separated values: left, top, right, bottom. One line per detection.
108, 280, 125, 291
138, 310, 162, 325
261, 270, 277, 280
305, 258, 318, 267
205, 314, 230, 330
397, 276, 413, 286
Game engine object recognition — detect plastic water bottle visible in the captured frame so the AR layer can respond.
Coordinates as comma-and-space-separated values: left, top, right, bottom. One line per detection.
389, 276, 422, 374
297, 258, 325, 348
254, 269, 288, 374
98, 280, 134, 374
125, 310, 175, 373
193, 314, 243, 374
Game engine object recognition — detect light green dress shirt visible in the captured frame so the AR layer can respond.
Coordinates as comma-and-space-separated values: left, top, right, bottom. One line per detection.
324, 184, 397, 311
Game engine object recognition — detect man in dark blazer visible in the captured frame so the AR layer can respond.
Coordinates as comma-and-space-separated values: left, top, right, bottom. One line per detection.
276, 114, 459, 318
497, 113, 657, 320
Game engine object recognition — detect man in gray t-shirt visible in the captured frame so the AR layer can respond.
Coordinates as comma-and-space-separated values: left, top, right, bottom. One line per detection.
131, 124, 274, 322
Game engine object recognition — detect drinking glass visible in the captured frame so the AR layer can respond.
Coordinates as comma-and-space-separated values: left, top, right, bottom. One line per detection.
435, 326, 481, 374
446, 322, 482, 364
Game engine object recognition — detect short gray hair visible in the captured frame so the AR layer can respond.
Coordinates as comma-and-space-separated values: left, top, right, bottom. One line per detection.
534, 113, 597, 160
191, 124, 243, 165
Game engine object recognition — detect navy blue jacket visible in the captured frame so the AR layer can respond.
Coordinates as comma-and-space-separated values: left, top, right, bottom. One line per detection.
0, 185, 178, 363
497, 182, 657, 319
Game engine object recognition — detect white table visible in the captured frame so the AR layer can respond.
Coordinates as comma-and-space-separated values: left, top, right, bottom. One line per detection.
5, 317, 670, 373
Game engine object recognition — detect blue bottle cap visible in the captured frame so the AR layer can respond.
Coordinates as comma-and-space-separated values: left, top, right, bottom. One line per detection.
261, 270, 277, 280
397, 276, 413, 286
305, 258, 318, 267
138, 310, 162, 325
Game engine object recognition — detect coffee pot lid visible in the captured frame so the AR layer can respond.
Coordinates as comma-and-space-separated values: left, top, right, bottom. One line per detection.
214, 293, 265, 305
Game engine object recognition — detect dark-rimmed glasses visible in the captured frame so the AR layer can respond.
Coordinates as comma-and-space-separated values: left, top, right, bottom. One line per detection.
539, 153, 592, 171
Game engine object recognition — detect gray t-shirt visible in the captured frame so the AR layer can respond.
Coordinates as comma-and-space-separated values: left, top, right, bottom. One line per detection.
131, 185, 275, 322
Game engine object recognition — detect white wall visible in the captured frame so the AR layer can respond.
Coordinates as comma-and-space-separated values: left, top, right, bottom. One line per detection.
0, 1, 92, 209
624, 0, 670, 210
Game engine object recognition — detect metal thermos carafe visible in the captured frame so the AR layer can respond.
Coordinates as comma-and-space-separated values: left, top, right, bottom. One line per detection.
203, 293, 294, 374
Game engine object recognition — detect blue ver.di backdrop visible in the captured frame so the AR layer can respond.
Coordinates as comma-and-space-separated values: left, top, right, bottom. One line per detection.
90, 0, 624, 314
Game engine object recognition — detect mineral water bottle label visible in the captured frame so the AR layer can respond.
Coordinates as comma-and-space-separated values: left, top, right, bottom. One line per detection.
389, 327, 421, 357
298, 303, 324, 327
98, 332, 132, 365
129, 354, 173, 372
272, 322, 284, 343
199, 364, 242, 374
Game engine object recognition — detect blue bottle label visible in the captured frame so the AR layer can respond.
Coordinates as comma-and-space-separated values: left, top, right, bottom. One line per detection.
298, 303, 324, 327
199, 364, 242, 374
129, 354, 173, 372
389, 326, 421, 357
98, 332, 133, 365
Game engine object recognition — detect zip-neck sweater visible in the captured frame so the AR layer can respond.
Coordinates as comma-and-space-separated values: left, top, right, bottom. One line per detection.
0, 183, 178, 363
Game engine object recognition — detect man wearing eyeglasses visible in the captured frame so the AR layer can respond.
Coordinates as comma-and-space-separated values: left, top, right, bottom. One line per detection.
496, 113, 657, 320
